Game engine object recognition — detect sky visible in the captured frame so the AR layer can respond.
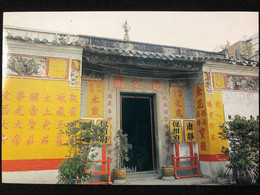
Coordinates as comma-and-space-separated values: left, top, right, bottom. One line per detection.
3, 11, 259, 51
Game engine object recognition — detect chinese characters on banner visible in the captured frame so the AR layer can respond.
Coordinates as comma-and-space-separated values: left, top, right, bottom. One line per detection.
192, 83, 210, 154
192, 83, 228, 156
86, 81, 104, 118
183, 120, 196, 142
2, 77, 81, 162
170, 87, 185, 119
205, 91, 228, 154
169, 120, 183, 143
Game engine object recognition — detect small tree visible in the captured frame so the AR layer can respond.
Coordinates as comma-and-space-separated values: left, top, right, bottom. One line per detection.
57, 120, 108, 184
219, 115, 259, 184
114, 129, 129, 169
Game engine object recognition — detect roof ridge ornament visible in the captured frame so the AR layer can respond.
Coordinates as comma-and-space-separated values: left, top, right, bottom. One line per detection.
122, 20, 130, 41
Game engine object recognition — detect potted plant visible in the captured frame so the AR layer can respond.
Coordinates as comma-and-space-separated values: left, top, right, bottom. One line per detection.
113, 129, 129, 180
161, 130, 179, 178
57, 120, 108, 184
219, 115, 259, 185
125, 146, 145, 172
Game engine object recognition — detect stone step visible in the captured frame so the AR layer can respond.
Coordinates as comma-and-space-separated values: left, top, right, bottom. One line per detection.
126, 171, 159, 180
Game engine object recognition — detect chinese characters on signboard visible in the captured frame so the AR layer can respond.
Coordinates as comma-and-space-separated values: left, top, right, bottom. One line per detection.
169, 120, 183, 143
113, 76, 162, 91
183, 120, 196, 142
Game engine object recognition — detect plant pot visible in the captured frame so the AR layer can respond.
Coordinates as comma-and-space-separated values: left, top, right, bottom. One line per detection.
113, 169, 127, 180
162, 166, 174, 177
76, 180, 88, 184
224, 166, 255, 185
233, 168, 252, 185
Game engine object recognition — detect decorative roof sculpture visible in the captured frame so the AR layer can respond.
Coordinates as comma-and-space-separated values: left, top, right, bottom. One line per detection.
122, 20, 130, 41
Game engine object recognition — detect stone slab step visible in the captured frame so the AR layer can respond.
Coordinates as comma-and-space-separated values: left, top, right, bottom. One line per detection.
126, 171, 159, 180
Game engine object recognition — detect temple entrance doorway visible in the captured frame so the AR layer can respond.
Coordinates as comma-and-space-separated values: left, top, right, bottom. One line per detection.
121, 94, 155, 172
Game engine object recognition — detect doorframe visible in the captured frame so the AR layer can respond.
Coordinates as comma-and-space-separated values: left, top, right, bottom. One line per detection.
120, 93, 156, 171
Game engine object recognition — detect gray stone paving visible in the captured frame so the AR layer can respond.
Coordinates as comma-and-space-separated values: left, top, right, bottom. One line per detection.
113, 173, 223, 185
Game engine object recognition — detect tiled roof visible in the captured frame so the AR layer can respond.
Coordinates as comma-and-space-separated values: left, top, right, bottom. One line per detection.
86, 45, 223, 62
4, 26, 259, 67
85, 46, 259, 67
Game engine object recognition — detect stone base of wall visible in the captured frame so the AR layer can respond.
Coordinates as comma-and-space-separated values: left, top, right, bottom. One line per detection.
2, 170, 59, 184
199, 161, 229, 181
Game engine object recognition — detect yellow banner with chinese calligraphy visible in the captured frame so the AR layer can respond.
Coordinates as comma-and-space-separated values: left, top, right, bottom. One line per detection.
192, 83, 228, 161
206, 91, 228, 155
183, 120, 196, 142
193, 83, 211, 156
86, 81, 104, 118
169, 120, 183, 143
170, 87, 185, 119
2, 77, 81, 171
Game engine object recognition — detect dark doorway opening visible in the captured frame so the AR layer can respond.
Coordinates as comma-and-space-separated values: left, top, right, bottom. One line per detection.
121, 94, 155, 172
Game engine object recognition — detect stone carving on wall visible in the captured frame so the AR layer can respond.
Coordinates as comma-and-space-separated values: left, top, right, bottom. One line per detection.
226, 75, 259, 91
204, 72, 212, 94
70, 59, 81, 87
180, 48, 188, 56
119, 42, 134, 50
7, 55, 46, 77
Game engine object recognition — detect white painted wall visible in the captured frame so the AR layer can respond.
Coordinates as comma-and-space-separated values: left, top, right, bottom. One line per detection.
222, 90, 259, 121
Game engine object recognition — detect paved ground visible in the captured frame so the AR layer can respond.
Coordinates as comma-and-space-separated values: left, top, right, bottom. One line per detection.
125, 177, 219, 185
113, 173, 222, 185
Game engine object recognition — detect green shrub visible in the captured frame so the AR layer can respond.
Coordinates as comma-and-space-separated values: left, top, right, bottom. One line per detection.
114, 129, 129, 169
57, 120, 109, 184
219, 115, 259, 184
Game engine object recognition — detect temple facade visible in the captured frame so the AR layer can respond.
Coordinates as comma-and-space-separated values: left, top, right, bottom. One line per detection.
2, 26, 259, 183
